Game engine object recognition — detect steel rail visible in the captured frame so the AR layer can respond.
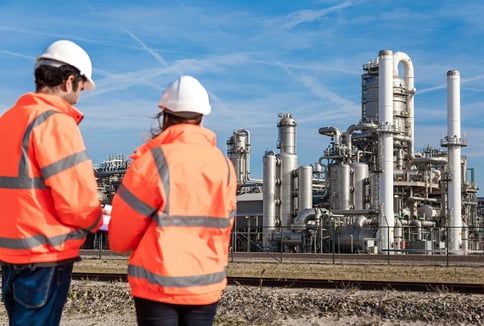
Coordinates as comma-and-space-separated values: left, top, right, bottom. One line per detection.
80, 250, 484, 266
71, 272, 484, 294
228, 276, 484, 294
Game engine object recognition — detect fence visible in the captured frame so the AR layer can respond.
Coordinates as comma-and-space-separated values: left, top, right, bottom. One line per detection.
82, 224, 484, 266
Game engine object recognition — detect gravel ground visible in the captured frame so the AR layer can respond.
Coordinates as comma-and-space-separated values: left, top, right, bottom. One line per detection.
1, 280, 481, 326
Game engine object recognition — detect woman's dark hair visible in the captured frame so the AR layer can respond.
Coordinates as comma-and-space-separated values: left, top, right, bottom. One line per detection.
35, 64, 85, 92
150, 111, 202, 138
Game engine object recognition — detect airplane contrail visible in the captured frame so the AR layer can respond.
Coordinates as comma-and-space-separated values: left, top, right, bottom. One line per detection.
122, 28, 170, 69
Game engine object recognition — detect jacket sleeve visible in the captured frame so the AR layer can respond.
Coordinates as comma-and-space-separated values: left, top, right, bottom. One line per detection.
224, 158, 238, 257
108, 155, 161, 253
227, 159, 238, 215
34, 112, 103, 232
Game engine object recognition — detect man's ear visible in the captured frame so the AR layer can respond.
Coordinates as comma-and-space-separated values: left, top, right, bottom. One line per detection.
62, 75, 75, 92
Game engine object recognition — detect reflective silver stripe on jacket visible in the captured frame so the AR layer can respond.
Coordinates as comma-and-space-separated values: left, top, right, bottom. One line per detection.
116, 183, 158, 218
224, 156, 231, 186
0, 176, 45, 189
154, 212, 235, 228
128, 264, 227, 288
41, 151, 90, 179
0, 110, 89, 188
0, 229, 86, 249
151, 147, 170, 215
115, 147, 166, 220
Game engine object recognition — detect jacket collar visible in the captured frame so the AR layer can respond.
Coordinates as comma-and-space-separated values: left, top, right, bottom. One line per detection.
130, 124, 216, 159
21, 92, 84, 124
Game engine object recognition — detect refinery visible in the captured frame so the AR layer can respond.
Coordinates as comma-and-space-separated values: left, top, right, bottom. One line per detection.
95, 50, 483, 256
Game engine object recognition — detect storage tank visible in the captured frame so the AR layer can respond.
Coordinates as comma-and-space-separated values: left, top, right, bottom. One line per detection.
351, 162, 369, 210
329, 163, 350, 210
297, 165, 313, 212
279, 152, 297, 228
263, 151, 277, 249
335, 227, 377, 253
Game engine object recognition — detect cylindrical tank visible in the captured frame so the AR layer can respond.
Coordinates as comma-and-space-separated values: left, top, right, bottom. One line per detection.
335, 227, 377, 253
362, 75, 379, 122
263, 152, 277, 249
369, 173, 379, 210
279, 152, 298, 228
362, 75, 408, 132
274, 113, 298, 230
417, 204, 440, 221
447, 70, 463, 253
392, 77, 408, 134
297, 165, 313, 212
314, 162, 321, 173
277, 113, 297, 154
329, 163, 350, 210
351, 162, 369, 210
226, 129, 250, 184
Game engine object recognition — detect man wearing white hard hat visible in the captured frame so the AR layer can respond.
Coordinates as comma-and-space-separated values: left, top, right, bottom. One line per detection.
0, 40, 105, 325
109, 76, 237, 325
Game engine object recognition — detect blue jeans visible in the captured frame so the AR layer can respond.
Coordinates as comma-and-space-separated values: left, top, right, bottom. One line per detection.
2, 263, 73, 326
134, 297, 219, 326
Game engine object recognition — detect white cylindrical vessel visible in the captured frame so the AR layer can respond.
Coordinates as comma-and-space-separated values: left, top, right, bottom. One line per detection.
330, 163, 351, 210
279, 152, 298, 229
378, 49, 395, 253
226, 129, 251, 184
351, 162, 369, 210
447, 70, 463, 254
297, 165, 313, 212
277, 113, 298, 230
393, 51, 415, 157
263, 152, 277, 249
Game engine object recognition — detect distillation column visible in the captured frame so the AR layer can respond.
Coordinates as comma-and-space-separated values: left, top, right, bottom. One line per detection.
262, 152, 277, 250
277, 113, 298, 229
227, 129, 251, 185
378, 50, 395, 252
446, 70, 465, 254
262, 113, 298, 250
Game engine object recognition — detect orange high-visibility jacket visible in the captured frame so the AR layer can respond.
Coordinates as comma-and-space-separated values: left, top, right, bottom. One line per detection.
109, 124, 237, 305
0, 93, 102, 264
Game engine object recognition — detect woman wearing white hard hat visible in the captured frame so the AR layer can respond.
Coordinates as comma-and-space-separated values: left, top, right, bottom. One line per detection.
109, 76, 237, 325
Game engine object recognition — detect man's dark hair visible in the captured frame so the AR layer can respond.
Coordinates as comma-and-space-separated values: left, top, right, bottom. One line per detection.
35, 65, 85, 92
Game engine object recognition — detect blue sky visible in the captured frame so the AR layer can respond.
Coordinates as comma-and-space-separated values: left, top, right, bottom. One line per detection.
1, 0, 484, 193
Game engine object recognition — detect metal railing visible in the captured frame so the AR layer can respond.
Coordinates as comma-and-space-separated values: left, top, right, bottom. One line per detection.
82, 224, 484, 266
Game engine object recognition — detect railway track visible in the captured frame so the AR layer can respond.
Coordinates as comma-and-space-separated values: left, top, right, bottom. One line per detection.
72, 272, 484, 294
228, 252, 484, 266
80, 249, 484, 266
76, 250, 483, 295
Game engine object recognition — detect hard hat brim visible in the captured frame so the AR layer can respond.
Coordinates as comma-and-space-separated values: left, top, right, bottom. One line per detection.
83, 78, 96, 90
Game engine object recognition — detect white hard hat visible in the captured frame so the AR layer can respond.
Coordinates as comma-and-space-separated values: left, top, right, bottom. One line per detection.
36, 40, 95, 90
158, 75, 211, 117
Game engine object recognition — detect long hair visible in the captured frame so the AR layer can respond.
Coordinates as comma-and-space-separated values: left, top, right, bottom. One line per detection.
150, 111, 203, 139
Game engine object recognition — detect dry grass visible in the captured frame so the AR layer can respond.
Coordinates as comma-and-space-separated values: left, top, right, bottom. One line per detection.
226, 262, 483, 284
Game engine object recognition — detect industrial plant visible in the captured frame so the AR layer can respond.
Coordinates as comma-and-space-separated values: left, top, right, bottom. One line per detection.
95, 50, 483, 255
